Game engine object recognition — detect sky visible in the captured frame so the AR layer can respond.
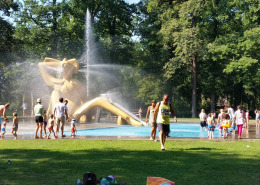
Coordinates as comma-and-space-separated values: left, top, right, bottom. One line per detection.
125, 0, 141, 4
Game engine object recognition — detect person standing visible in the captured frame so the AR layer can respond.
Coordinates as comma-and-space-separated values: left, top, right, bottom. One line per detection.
11, 112, 19, 139
64, 99, 69, 114
153, 94, 177, 150
217, 109, 225, 136
255, 110, 259, 128
34, 98, 44, 139
20, 102, 28, 117
199, 109, 207, 131
233, 105, 245, 139
0, 103, 10, 132
138, 108, 142, 120
145, 100, 157, 141
245, 110, 250, 129
54, 97, 68, 138
226, 107, 235, 133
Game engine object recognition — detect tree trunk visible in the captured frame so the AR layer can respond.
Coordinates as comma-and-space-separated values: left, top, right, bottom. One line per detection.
210, 92, 216, 111
192, 54, 197, 118
51, 0, 58, 58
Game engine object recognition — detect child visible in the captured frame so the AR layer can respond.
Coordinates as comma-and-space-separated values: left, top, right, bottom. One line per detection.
207, 113, 215, 139
217, 109, 225, 136
47, 114, 56, 139
211, 110, 216, 124
71, 119, 77, 138
1, 118, 9, 138
11, 112, 18, 139
221, 114, 231, 139
43, 110, 47, 138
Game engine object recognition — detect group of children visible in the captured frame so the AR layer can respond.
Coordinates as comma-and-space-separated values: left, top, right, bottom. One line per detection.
201, 110, 231, 139
1, 112, 19, 139
0, 112, 77, 139
200, 106, 260, 140
46, 114, 77, 139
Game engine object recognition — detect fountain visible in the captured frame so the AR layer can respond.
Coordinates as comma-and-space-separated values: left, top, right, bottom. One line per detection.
37, 10, 145, 126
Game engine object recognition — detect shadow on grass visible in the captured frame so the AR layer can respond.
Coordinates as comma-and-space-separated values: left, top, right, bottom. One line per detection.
185, 147, 215, 151
0, 146, 259, 185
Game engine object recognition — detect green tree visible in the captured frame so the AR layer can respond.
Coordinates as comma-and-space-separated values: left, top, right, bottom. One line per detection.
14, 0, 78, 59
0, 0, 20, 103
148, 0, 206, 117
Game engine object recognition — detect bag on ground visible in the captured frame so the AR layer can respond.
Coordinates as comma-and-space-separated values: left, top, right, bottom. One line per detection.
82, 172, 97, 185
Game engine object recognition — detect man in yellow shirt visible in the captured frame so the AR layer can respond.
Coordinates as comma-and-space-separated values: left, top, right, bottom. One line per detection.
153, 94, 177, 150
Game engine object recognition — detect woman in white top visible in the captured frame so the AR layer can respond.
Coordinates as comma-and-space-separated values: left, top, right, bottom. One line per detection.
233, 105, 245, 139
146, 100, 157, 141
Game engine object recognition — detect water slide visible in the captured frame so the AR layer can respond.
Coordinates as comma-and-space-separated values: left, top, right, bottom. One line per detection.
73, 97, 145, 126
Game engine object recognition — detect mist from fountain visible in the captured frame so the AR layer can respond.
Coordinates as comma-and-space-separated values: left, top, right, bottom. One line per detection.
13, 61, 51, 111
76, 9, 147, 120
79, 9, 127, 101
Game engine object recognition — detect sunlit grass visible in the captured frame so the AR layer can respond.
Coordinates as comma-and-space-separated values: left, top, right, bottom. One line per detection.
0, 140, 259, 185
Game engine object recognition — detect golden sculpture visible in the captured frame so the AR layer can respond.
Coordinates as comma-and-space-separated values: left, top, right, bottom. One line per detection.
38, 57, 144, 126
38, 58, 87, 122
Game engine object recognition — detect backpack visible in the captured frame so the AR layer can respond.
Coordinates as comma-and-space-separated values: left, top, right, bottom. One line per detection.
100, 175, 117, 185
82, 172, 97, 185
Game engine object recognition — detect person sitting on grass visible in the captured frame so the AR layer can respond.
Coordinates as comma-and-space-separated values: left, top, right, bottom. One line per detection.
47, 114, 56, 139
1, 118, 9, 138
11, 112, 18, 139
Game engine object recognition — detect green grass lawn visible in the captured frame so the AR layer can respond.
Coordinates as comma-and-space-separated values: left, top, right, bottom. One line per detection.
0, 140, 260, 185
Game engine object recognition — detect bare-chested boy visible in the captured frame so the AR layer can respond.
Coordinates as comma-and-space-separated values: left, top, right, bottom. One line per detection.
0, 103, 10, 132
1, 118, 9, 138
11, 112, 18, 139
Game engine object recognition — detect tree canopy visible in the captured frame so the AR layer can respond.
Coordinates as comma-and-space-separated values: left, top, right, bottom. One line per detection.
0, 0, 260, 116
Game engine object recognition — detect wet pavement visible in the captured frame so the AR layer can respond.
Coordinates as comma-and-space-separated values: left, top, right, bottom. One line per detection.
0, 118, 259, 140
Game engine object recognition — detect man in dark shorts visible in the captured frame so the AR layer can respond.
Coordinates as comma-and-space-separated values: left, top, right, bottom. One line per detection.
34, 98, 44, 139
153, 94, 177, 150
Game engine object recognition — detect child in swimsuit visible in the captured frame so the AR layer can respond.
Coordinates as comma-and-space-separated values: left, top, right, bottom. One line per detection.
221, 114, 231, 139
71, 119, 77, 138
1, 118, 9, 138
217, 109, 225, 136
47, 114, 56, 139
11, 112, 18, 139
207, 113, 215, 139
43, 110, 47, 138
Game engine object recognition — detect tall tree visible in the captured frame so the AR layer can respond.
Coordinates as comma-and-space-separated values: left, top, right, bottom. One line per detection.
148, 0, 206, 117
14, 0, 72, 59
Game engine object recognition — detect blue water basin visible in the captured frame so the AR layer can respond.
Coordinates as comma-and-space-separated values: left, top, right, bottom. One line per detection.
64, 123, 233, 138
